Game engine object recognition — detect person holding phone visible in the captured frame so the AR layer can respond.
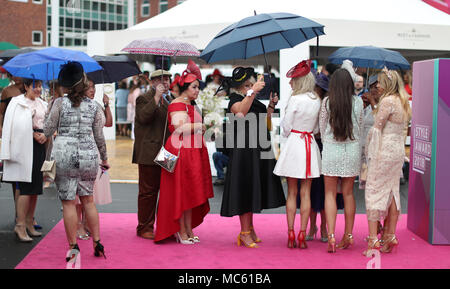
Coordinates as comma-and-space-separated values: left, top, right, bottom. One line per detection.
220, 67, 285, 249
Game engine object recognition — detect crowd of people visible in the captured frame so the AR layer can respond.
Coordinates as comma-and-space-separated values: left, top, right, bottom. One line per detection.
0, 56, 412, 262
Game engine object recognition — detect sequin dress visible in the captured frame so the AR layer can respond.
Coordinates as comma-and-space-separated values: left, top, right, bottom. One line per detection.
44, 97, 107, 201
319, 95, 364, 177
365, 95, 407, 221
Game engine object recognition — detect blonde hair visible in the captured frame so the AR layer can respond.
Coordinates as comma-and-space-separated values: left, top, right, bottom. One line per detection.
376, 69, 412, 122
286, 72, 318, 108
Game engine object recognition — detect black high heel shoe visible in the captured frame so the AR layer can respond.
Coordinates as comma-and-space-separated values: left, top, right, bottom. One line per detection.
94, 240, 106, 259
66, 244, 80, 262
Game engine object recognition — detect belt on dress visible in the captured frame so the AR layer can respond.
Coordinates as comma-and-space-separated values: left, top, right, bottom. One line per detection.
291, 130, 313, 178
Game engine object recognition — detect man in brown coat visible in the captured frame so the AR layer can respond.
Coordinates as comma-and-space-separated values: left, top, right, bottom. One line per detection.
132, 69, 173, 239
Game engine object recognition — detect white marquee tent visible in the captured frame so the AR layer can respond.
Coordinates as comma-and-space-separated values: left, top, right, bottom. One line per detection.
88, 0, 450, 140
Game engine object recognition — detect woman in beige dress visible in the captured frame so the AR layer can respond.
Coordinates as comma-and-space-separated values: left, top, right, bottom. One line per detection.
364, 69, 411, 256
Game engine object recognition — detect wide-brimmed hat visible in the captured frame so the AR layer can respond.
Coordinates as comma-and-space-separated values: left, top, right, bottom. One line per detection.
58, 61, 85, 88
229, 67, 255, 88
315, 73, 329, 92
286, 60, 312, 78
150, 69, 171, 79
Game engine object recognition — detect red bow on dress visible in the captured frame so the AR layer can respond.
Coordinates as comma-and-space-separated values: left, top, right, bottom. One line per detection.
291, 130, 313, 178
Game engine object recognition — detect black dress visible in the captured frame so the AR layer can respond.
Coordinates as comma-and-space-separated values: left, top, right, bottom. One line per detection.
220, 93, 285, 217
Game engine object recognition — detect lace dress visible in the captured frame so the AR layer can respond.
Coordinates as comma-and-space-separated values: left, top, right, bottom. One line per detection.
365, 95, 407, 221
44, 97, 107, 201
319, 95, 364, 177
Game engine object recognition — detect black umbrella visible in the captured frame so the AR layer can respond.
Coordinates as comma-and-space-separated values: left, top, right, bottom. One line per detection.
87, 55, 142, 84
0, 48, 37, 63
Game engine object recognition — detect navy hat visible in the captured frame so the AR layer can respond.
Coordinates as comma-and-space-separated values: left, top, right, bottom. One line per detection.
369, 74, 378, 86
315, 73, 329, 92
58, 61, 84, 88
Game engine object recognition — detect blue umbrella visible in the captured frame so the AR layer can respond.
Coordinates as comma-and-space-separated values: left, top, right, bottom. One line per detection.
200, 12, 325, 64
3, 47, 102, 81
328, 46, 410, 70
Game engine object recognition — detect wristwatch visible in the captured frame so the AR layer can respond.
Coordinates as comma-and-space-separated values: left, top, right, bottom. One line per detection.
104, 102, 109, 108
246, 89, 254, 97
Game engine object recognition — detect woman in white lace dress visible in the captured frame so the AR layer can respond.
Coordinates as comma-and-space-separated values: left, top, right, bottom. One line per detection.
319, 68, 363, 253
363, 69, 411, 256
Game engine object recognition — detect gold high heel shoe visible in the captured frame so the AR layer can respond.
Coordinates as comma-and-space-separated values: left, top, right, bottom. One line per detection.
336, 233, 354, 249
237, 231, 258, 248
380, 234, 398, 253
250, 226, 261, 243
327, 233, 336, 253
362, 237, 381, 257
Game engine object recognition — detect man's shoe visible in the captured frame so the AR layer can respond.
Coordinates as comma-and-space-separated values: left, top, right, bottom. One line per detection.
138, 231, 154, 240
213, 179, 225, 186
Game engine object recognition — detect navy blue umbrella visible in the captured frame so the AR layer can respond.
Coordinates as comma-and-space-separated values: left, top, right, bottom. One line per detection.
200, 12, 325, 64
328, 46, 410, 70
87, 55, 142, 84
3, 47, 102, 81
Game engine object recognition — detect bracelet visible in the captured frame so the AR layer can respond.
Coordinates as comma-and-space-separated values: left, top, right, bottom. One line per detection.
104, 103, 109, 108
268, 105, 275, 110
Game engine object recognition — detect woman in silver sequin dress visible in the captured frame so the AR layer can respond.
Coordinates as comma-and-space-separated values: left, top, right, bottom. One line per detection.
44, 62, 109, 261
319, 68, 363, 253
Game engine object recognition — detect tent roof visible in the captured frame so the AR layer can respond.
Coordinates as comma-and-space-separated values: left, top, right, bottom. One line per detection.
130, 0, 450, 31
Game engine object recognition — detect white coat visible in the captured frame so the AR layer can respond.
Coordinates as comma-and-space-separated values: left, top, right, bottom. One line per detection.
0, 94, 47, 182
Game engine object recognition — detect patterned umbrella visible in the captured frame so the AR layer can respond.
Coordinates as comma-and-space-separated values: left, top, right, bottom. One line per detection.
121, 38, 200, 57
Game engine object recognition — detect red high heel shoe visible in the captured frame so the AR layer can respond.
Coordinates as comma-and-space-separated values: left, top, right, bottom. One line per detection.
298, 230, 307, 249
287, 229, 296, 248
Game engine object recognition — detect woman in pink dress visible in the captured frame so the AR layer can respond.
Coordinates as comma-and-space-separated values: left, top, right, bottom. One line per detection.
155, 61, 214, 244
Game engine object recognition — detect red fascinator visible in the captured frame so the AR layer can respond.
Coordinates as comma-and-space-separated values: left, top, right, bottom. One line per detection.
179, 60, 202, 86
212, 68, 223, 78
286, 59, 312, 78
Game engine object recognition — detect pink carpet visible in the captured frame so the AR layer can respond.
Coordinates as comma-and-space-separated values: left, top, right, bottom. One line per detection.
16, 213, 450, 269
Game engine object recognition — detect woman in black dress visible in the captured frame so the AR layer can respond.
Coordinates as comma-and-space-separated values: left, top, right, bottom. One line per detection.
220, 67, 285, 248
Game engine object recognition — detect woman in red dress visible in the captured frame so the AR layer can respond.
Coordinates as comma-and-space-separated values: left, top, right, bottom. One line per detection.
155, 61, 214, 244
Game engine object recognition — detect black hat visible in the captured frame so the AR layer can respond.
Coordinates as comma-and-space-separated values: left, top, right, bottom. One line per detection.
229, 67, 255, 88
58, 61, 84, 88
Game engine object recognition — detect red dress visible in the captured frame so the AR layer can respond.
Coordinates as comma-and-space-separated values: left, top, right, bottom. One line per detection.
154, 102, 214, 242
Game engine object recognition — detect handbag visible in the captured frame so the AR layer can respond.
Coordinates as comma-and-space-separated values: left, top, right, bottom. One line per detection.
41, 138, 56, 184
93, 167, 112, 205
153, 105, 186, 172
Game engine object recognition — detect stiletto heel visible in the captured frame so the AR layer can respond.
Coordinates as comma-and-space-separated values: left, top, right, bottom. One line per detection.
66, 244, 80, 262
94, 240, 106, 259
298, 230, 307, 249
380, 234, 398, 253
305, 225, 317, 241
287, 229, 296, 248
337, 233, 354, 249
320, 227, 328, 243
327, 233, 336, 253
237, 231, 258, 248
175, 232, 194, 245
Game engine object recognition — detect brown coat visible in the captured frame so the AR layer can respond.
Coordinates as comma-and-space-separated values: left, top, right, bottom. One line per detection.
132, 87, 172, 165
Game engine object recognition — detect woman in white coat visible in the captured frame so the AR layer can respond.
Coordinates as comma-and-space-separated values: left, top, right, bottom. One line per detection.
274, 60, 322, 249
1, 78, 48, 242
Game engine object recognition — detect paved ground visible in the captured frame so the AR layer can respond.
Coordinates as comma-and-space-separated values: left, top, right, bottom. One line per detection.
0, 179, 409, 269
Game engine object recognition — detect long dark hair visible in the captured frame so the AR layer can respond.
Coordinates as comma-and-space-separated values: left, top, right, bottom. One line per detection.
328, 69, 355, 141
